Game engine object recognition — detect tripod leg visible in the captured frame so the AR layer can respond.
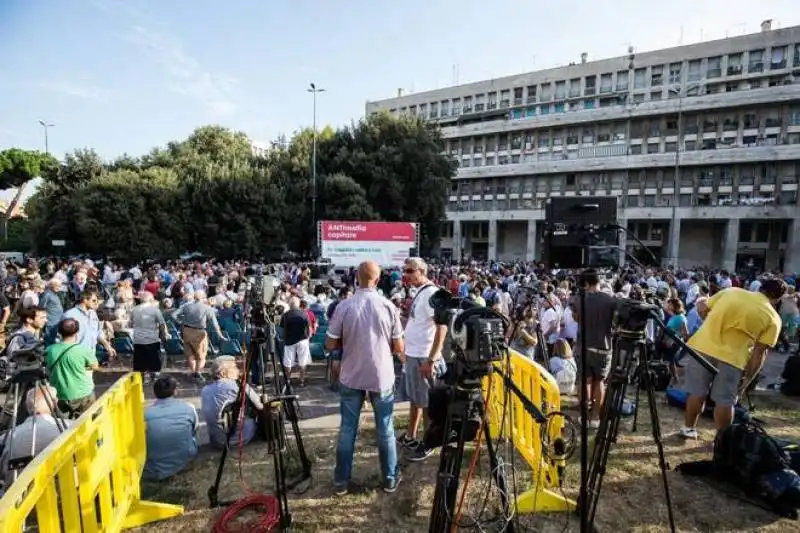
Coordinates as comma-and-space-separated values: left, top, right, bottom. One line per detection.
428, 391, 461, 533
642, 367, 677, 533
632, 361, 642, 433
482, 406, 517, 533
207, 387, 244, 507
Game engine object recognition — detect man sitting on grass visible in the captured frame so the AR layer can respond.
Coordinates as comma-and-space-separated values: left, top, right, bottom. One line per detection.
143, 376, 199, 480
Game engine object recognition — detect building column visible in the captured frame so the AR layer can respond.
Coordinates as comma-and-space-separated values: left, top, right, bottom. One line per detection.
666, 218, 681, 267
452, 220, 462, 262
525, 220, 537, 261
722, 219, 739, 273
488, 219, 498, 260
617, 219, 627, 267
785, 218, 800, 274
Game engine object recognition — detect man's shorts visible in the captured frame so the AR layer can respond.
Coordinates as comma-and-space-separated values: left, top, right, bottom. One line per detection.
404, 357, 446, 408
574, 345, 612, 380
683, 353, 743, 407
283, 339, 311, 369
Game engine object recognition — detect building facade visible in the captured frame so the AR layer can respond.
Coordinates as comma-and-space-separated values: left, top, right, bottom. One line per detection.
366, 21, 800, 272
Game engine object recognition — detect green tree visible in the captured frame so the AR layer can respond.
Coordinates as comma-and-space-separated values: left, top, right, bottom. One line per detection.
0, 148, 58, 241
25, 118, 456, 259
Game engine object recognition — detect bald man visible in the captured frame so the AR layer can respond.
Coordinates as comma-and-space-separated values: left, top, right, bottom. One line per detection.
326, 261, 405, 494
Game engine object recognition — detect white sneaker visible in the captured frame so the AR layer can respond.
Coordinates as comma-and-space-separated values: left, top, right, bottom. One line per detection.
679, 427, 698, 440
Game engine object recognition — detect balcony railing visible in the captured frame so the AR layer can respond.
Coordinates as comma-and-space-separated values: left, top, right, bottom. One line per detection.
749, 61, 764, 73
707, 67, 722, 78
771, 59, 787, 70
475, 104, 485, 112
584, 87, 596, 96
727, 65, 743, 75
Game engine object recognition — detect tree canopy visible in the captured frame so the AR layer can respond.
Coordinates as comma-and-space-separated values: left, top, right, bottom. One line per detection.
23, 114, 455, 261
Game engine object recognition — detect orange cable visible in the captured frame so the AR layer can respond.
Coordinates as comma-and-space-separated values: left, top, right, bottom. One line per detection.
450, 376, 494, 533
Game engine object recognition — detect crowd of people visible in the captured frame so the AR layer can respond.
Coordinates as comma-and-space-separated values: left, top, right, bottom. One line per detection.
0, 255, 793, 495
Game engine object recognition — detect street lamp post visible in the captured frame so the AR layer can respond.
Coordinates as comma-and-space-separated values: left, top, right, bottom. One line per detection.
667, 84, 699, 266
307, 83, 325, 255
38, 120, 55, 154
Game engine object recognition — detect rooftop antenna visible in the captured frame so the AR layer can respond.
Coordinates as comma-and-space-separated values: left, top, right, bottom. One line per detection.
679, 25, 684, 45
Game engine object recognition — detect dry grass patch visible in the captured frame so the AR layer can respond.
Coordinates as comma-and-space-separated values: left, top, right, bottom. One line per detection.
135, 393, 800, 533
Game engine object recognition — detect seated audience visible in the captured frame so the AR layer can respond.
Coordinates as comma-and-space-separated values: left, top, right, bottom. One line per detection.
549, 338, 577, 395
201, 356, 264, 449
0, 386, 69, 472
46, 318, 99, 418
143, 376, 199, 480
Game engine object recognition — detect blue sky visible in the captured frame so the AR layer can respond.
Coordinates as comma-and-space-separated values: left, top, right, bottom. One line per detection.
0, 0, 798, 168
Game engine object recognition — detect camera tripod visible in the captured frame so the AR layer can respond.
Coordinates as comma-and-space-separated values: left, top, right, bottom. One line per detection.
208, 315, 312, 527
0, 367, 68, 484
428, 356, 562, 533
584, 327, 676, 533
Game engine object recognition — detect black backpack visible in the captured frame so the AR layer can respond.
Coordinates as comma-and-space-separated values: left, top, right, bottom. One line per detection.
713, 421, 800, 516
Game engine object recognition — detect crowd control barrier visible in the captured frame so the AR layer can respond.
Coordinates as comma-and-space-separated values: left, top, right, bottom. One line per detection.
0, 372, 183, 532
484, 350, 576, 514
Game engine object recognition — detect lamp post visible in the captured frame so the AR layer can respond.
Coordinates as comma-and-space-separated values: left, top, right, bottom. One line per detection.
667, 84, 699, 266
38, 120, 55, 154
307, 83, 325, 255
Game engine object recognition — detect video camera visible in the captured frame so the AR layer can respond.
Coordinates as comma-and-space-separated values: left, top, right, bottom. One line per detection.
0, 341, 46, 391
246, 272, 282, 330
613, 297, 659, 333
429, 289, 509, 380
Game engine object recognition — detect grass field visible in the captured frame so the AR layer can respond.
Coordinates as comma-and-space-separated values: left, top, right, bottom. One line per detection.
136, 391, 800, 533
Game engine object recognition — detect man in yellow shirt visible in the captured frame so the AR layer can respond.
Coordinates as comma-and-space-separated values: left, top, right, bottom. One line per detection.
679, 279, 785, 439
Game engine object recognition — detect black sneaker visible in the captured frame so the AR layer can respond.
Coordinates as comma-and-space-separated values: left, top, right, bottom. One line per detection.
408, 442, 434, 462
396, 433, 418, 449
383, 472, 403, 493
333, 483, 348, 496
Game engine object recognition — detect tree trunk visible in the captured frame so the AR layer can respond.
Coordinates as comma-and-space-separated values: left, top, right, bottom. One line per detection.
2, 181, 28, 241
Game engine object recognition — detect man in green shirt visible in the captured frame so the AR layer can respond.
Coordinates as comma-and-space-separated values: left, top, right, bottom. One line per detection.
46, 318, 99, 418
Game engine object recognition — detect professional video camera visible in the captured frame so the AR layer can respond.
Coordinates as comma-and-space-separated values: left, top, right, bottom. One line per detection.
429, 288, 508, 379
613, 297, 660, 333
246, 271, 283, 332
0, 341, 46, 392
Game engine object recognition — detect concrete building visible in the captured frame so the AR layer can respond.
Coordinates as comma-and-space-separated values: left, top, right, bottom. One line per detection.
366, 20, 800, 272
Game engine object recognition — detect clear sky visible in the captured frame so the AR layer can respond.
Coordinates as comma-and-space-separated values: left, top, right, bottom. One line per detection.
0, 0, 798, 166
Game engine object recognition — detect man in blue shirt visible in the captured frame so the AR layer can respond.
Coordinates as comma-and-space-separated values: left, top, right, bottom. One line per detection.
62, 290, 116, 364
143, 376, 199, 480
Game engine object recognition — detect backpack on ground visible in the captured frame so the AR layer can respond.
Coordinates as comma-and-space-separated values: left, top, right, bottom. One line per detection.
714, 421, 800, 517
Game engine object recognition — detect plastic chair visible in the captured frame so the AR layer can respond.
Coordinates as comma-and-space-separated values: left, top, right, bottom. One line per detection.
114, 331, 135, 355
164, 320, 184, 356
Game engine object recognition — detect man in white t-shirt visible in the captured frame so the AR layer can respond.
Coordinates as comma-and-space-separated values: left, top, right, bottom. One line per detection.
396, 257, 447, 462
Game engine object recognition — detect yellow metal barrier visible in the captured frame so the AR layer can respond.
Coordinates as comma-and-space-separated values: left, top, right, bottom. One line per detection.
0, 372, 183, 532
484, 350, 576, 514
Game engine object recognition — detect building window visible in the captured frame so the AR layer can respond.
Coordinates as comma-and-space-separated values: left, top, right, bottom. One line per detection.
555, 81, 566, 99
474, 95, 484, 112
651, 91, 662, 101
647, 142, 660, 154
626, 195, 639, 207
728, 53, 743, 75
634, 68, 646, 89
513, 87, 523, 106
452, 98, 461, 115
749, 49, 764, 73
584, 99, 595, 110
684, 140, 696, 151
584, 76, 596, 95
687, 59, 702, 81
651, 65, 663, 86
526, 85, 537, 103
616, 71, 629, 91
498, 90, 509, 108
707, 56, 722, 78
630, 144, 642, 155
665, 142, 677, 153
541, 83, 552, 100
600, 73, 612, 93
441, 100, 450, 116
668, 62, 682, 84
679, 194, 692, 206
429, 102, 438, 118
569, 78, 581, 98
771, 46, 787, 69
